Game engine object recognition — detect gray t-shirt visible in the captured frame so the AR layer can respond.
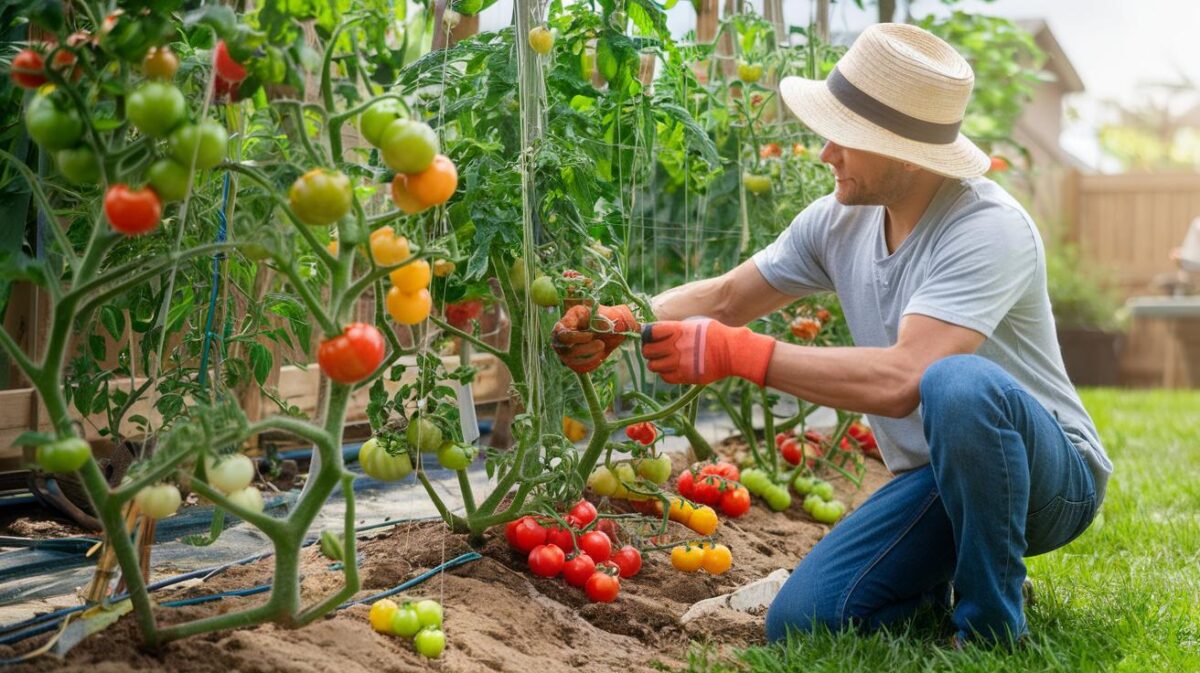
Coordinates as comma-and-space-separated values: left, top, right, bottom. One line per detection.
752, 177, 1112, 504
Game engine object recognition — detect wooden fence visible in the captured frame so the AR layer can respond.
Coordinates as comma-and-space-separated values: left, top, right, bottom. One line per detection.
1069, 172, 1200, 386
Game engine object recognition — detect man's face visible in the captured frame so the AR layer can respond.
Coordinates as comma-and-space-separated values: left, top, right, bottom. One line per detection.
819, 141, 914, 206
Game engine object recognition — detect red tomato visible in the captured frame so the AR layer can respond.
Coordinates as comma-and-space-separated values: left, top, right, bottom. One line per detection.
700, 462, 740, 482
610, 545, 642, 578
585, 572, 620, 603
989, 156, 1009, 173
445, 299, 484, 330
545, 525, 575, 552
759, 143, 782, 159
562, 553, 596, 588
804, 440, 825, 468
625, 422, 657, 445
213, 40, 247, 82
775, 432, 791, 448
11, 49, 47, 88
780, 437, 802, 466
316, 323, 386, 384
527, 544, 565, 578
104, 185, 162, 236
676, 469, 695, 498
595, 518, 620, 542
719, 486, 752, 518
568, 499, 598, 527
577, 530, 612, 563
691, 474, 723, 506
507, 516, 547, 553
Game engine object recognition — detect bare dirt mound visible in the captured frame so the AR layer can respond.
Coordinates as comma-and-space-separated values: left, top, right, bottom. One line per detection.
3, 455, 890, 673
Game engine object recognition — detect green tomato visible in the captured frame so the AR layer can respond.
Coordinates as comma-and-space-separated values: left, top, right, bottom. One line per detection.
530, 275, 559, 306
204, 454, 255, 494
168, 121, 229, 170
437, 442, 472, 471
509, 258, 527, 288
406, 418, 444, 454
635, 454, 672, 485
135, 483, 182, 519
803, 493, 823, 514
358, 437, 414, 481
226, 486, 264, 514
380, 119, 438, 174
412, 599, 443, 628
763, 484, 792, 512
126, 81, 186, 138
390, 606, 422, 637
740, 468, 768, 495
413, 627, 446, 658
737, 62, 763, 83
319, 530, 344, 561
743, 173, 772, 195
812, 499, 846, 525
25, 94, 83, 150
812, 480, 834, 501
587, 466, 618, 496
55, 146, 101, 185
359, 99, 404, 147
35, 437, 91, 473
792, 475, 815, 495
147, 158, 192, 202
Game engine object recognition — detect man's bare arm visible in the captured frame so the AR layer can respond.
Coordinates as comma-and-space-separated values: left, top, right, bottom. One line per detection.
650, 259, 794, 325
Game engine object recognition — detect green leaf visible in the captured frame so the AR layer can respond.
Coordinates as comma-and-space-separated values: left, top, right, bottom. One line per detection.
100, 306, 125, 341
248, 342, 272, 386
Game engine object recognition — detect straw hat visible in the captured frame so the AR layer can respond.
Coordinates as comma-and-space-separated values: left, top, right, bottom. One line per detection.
780, 23, 990, 179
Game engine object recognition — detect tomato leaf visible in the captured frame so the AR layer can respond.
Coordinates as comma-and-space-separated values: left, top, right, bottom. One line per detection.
248, 342, 272, 386
100, 306, 125, 341
12, 431, 53, 448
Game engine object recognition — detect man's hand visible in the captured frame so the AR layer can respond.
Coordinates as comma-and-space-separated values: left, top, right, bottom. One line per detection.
641, 318, 776, 386
552, 304, 639, 373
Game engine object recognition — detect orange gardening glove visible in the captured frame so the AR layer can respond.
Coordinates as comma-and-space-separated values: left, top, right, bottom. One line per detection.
641, 318, 776, 386
552, 304, 639, 374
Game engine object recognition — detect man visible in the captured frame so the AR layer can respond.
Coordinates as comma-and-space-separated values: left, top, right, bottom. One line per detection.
553, 23, 1111, 646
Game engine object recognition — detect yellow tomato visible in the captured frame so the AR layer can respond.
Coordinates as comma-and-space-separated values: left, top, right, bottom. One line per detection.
368, 598, 399, 633
562, 416, 588, 442
432, 258, 455, 277
667, 497, 694, 525
688, 505, 719, 536
387, 287, 432, 325
369, 227, 411, 265
390, 259, 431, 292
701, 543, 732, 575
670, 545, 705, 573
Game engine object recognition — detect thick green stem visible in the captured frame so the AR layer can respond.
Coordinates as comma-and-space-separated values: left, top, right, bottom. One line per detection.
619, 384, 706, 427
429, 314, 506, 360
417, 469, 469, 532
296, 472, 360, 625
763, 386, 780, 475
456, 469, 476, 515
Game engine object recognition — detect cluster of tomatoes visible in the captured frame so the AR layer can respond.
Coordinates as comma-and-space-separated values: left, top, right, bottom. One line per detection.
356, 101, 458, 216
371, 226, 435, 327
676, 461, 751, 518
504, 500, 641, 603
368, 598, 447, 659
793, 476, 846, 525
738, 468, 793, 512
669, 541, 732, 575
775, 430, 824, 468
788, 306, 832, 342
131, 453, 263, 521
665, 497, 720, 536
587, 454, 671, 499
15, 36, 238, 237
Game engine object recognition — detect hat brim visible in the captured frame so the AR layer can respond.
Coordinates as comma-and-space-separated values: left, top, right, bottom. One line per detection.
780, 76, 990, 179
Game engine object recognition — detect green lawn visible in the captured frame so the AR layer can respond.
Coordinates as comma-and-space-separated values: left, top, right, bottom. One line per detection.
689, 389, 1200, 673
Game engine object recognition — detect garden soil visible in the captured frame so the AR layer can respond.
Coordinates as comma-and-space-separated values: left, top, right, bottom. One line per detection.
4, 448, 890, 673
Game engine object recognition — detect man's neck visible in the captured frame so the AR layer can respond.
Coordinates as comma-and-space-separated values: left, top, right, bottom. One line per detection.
883, 174, 948, 254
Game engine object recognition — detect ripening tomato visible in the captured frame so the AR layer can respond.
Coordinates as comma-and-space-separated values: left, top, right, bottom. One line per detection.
635, 455, 671, 485
369, 227, 411, 265
35, 437, 91, 473
389, 259, 431, 292
105, 185, 161, 236
584, 571, 619, 603
316, 322, 386, 384
577, 530, 612, 563
135, 483, 182, 519
390, 173, 425, 215
670, 545, 705, 572
529, 26, 554, 55
386, 287, 432, 325
528, 543, 566, 578
737, 62, 763, 83
403, 154, 458, 208
433, 258, 456, 277
213, 40, 247, 82
506, 516, 547, 553
445, 299, 483, 329
142, 46, 179, 79
358, 437, 414, 481
759, 143, 782, 159
701, 543, 732, 575
568, 499, 598, 527
587, 465, 618, 496
610, 545, 642, 578
562, 552, 596, 588
380, 119, 438, 174
11, 49, 47, 88
719, 486, 751, 518
289, 168, 352, 226
368, 599, 399, 633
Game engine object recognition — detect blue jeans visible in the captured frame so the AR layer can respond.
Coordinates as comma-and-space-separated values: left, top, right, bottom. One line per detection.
765, 355, 1098, 644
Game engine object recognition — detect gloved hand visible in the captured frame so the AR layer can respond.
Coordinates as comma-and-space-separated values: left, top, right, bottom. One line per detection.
552, 304, 639, 373
641, 318, 776, 386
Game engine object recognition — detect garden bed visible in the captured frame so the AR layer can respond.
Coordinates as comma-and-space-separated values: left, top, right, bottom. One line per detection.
4, 454, 889, 672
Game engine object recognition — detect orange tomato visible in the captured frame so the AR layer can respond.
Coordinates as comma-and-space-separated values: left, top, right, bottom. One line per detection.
701, 543, 732, 575
389, 259, 431, 292
670, 544, 705, 573
687, 505, 719, 535
432, 258, 455, 277
668, 497, 694, 525
759, 143, 782, 159
386, 287, 432, 325
405, 154, 458, 207
390, 174, 425, 215
369, 227, 411, 265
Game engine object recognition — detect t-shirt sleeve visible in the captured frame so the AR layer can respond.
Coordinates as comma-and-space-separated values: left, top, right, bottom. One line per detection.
751, 202, 835, 296
903, 209, 1038, 337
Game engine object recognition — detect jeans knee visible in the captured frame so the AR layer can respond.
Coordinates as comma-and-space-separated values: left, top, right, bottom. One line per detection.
765, 584, 843, 642
919, 354, 993, 410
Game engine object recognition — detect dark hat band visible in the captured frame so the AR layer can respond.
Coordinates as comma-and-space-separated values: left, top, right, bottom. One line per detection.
826, 66, 962, 145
